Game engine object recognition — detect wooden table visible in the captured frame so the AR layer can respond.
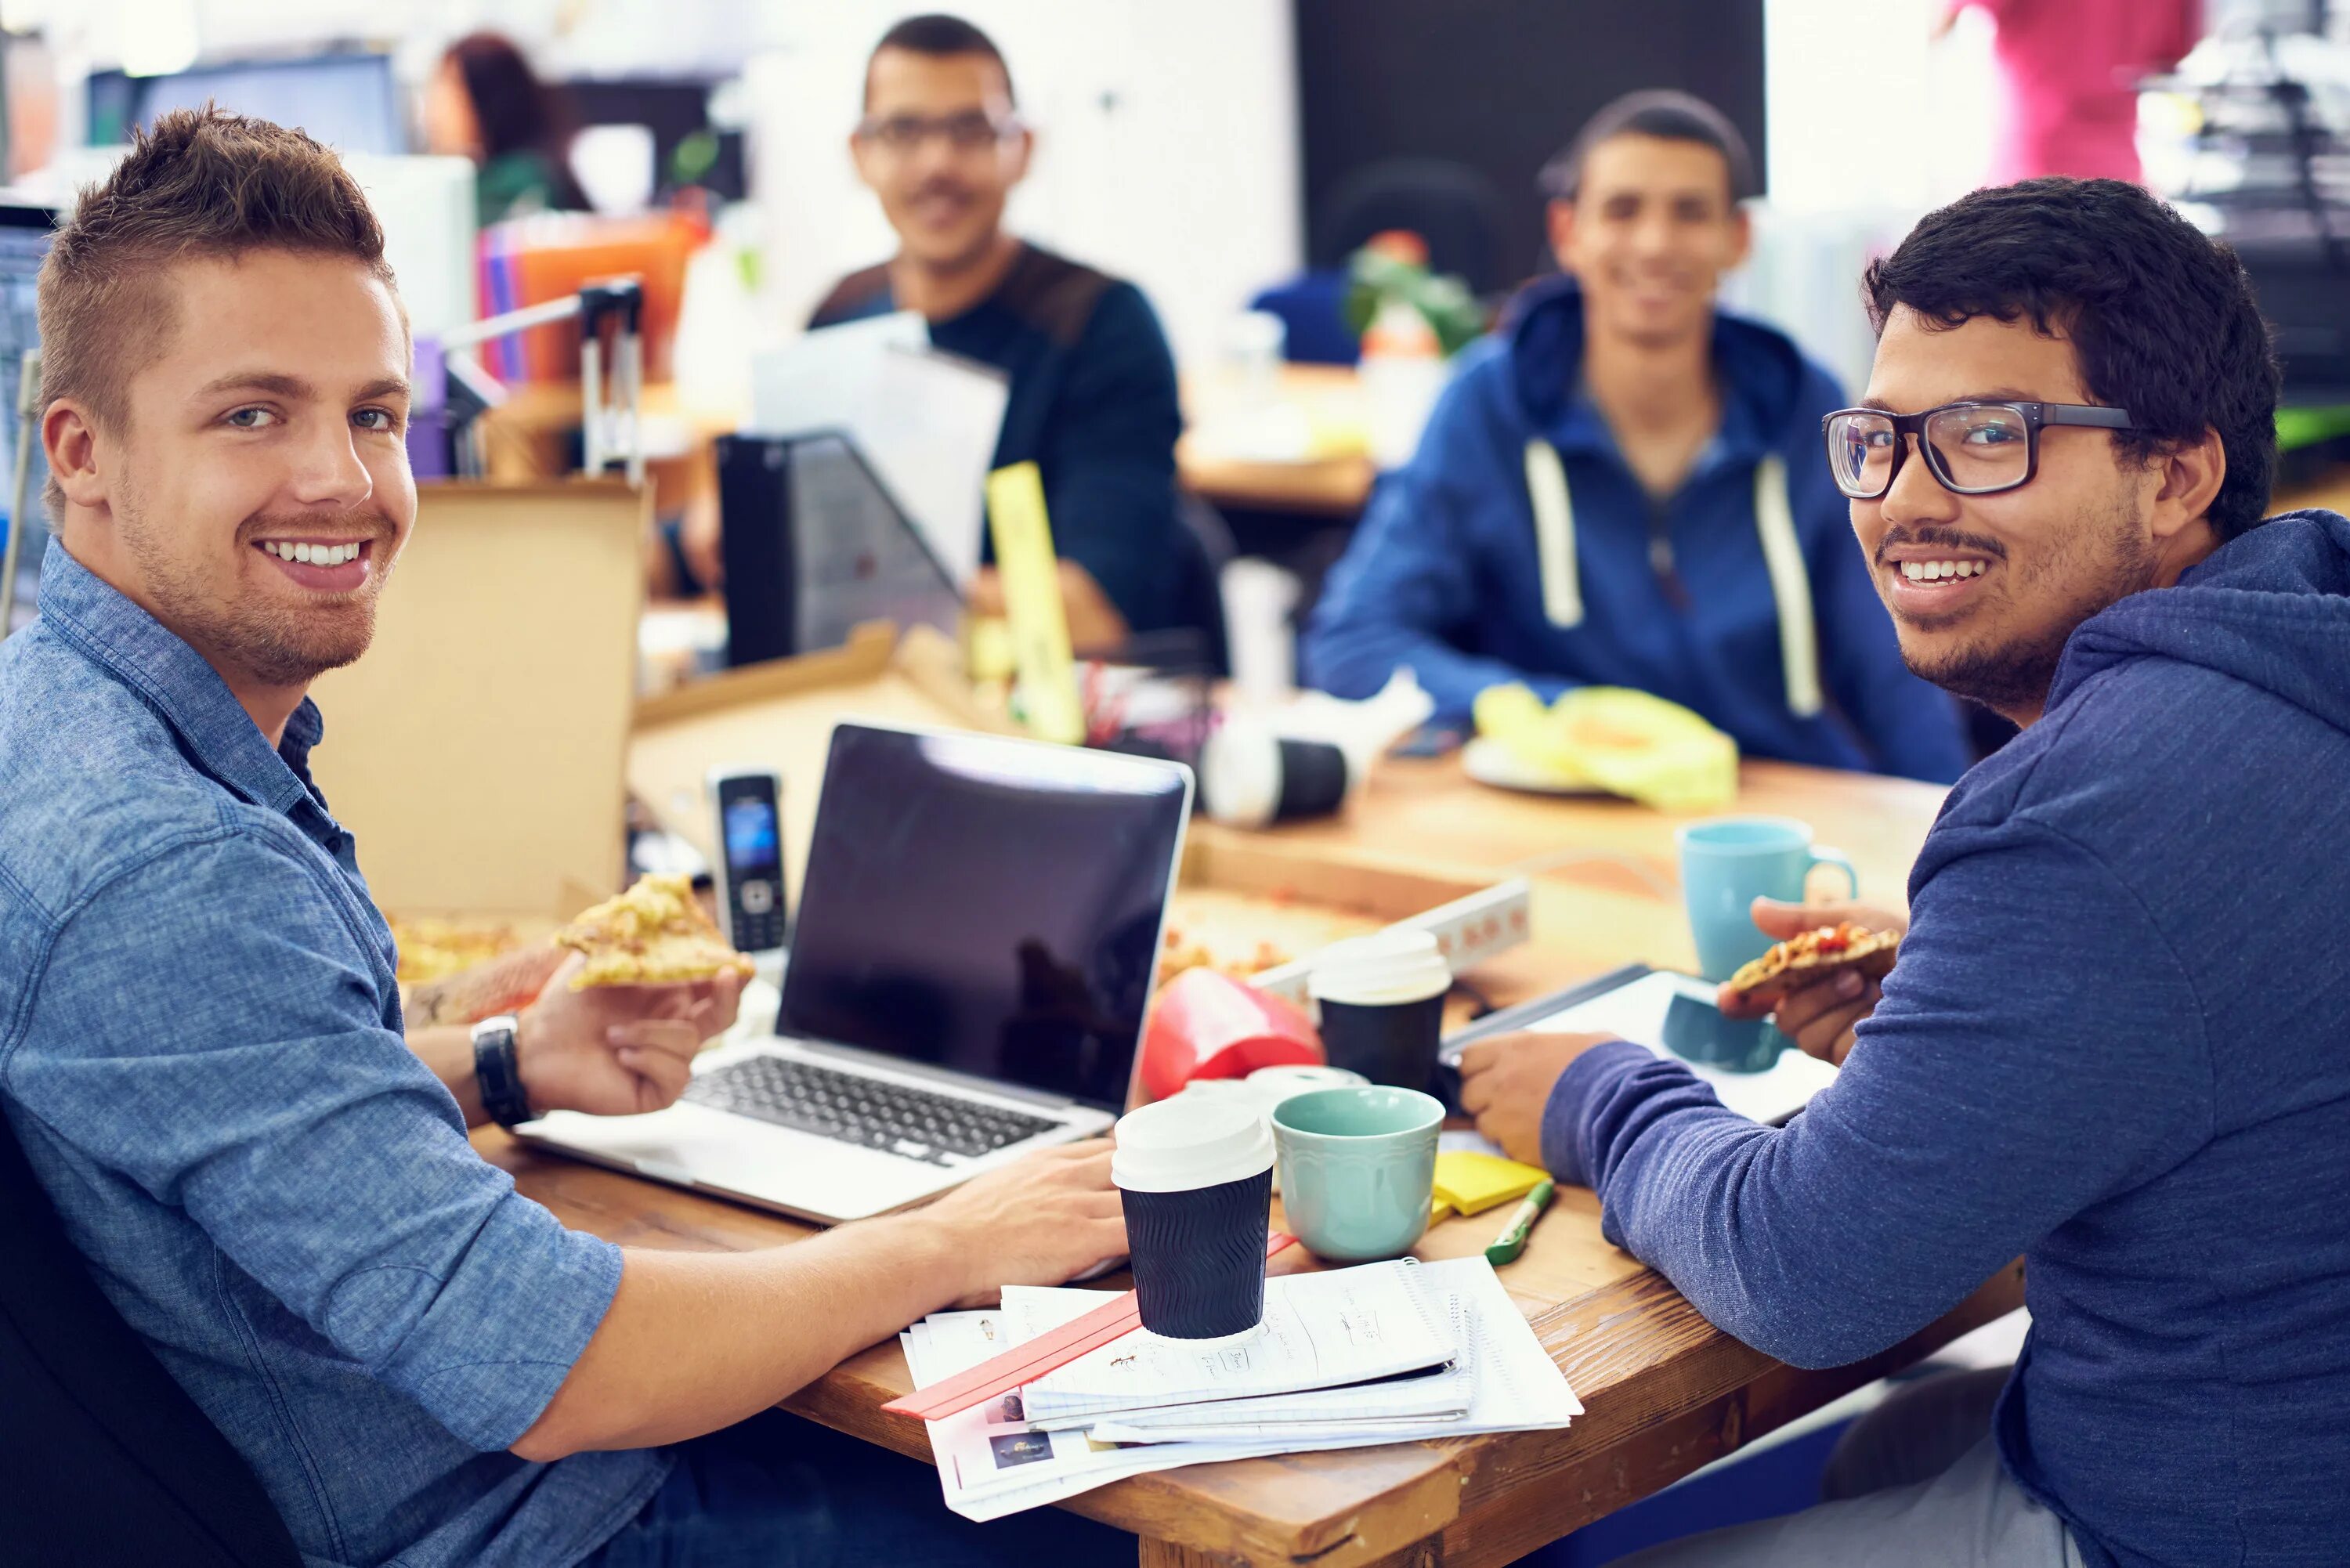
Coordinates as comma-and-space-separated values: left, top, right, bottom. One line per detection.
489, 754, 2016, 1566
1179, 363, 1377, 517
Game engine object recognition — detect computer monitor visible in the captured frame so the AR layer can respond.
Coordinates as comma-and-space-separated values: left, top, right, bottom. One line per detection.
717, 431, 964, 667
87, 55, 403, 155
566, 78, 747, 204
0, 198, 57, 626
779, 722, 1193, 1111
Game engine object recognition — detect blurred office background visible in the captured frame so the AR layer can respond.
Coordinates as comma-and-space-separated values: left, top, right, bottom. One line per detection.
17, 0, 2324, 381
5, 0, 2348, 648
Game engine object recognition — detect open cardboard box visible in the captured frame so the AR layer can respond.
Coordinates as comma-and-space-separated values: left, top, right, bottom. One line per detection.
308, 479, 647, 930
627, 620, 1012, 903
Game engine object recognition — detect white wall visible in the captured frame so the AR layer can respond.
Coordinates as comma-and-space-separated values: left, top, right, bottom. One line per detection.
744, 0, 1303, 368
1732, 0, 2001, 394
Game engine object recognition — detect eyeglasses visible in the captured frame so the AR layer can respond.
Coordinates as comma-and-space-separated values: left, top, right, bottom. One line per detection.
1821, 402, 2140, 500
853, 110, 1021, 155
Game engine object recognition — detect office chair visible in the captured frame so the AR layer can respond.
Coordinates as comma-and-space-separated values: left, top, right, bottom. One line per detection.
0, 1113, 302, 1567
1167, 492, 1236, 679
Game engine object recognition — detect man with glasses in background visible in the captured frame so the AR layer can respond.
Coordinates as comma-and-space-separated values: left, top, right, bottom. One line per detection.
809, 13, 1184, 654
1455, 178, 2350, 1564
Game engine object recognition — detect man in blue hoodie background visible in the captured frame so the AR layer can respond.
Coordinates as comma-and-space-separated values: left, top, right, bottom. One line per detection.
1461, 179, 2349, 1566
1302, 92, 1972, 782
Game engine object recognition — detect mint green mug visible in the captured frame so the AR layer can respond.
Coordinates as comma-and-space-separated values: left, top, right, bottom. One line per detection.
1271, 1086, 1444, 1263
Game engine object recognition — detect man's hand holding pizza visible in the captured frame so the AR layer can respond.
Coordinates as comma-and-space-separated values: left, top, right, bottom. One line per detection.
1717, 898, 1909, 1068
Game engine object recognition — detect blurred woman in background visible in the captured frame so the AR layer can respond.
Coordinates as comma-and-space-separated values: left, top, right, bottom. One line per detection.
425, 31, 589, 226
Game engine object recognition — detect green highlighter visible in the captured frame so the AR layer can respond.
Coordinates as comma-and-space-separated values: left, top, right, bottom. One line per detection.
1483, 1178, 1556, 1266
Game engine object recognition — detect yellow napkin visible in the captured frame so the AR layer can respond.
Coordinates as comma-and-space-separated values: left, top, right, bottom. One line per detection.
1473, 683, 1738, 813
1432, 1151, 1549, 1216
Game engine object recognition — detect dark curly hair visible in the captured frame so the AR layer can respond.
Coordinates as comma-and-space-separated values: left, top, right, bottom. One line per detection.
1864, 178, 2280, 540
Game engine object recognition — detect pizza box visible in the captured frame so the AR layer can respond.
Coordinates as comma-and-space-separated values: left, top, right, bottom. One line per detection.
626, 620, 1014, 898
1172, 825, 1530, 1008
309, 479, 647, 927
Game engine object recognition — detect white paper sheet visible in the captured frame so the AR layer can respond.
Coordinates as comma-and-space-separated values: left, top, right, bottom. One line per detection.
749, 313, 1008, 587
1020, 1260, 1453, 1420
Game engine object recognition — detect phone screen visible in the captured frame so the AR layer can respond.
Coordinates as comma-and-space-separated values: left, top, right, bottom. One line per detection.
1660, 992, 1791, 1073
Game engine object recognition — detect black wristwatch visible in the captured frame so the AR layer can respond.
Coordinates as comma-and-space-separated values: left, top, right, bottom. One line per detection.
472, 1013, 534, 1129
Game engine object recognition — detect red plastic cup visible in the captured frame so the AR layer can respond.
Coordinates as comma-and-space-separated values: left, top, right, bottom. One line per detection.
1137, 968, 1322, 1103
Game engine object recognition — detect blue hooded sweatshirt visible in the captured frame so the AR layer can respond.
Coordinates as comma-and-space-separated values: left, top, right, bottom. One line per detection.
1302, 277, 1972, 782
1542, 510, 2350, 1566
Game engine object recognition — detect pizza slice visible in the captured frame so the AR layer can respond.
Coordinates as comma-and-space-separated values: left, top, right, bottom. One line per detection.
555, 873, 757, 989
1723, 922, 1900, 1010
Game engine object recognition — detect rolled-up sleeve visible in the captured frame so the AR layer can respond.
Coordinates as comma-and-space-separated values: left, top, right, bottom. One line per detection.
5, 831, 617, 1451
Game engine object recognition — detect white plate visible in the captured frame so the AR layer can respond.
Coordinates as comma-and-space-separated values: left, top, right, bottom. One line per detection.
1461, 736, 1609, 797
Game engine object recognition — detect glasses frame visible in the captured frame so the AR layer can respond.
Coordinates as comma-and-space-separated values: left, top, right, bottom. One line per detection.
1820, 401, 2140, 500
851, 109, 1025, 157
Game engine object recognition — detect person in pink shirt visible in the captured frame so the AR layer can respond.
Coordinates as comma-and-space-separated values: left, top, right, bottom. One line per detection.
1942, 0, 2201, 183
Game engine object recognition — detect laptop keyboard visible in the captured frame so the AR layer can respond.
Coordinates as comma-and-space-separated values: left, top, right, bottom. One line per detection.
684, 1055, 1061, 1166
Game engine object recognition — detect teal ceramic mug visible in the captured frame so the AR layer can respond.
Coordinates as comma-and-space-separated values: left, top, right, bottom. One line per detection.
1271, 1086, 1444, 1263
1677, 816, 1860, 982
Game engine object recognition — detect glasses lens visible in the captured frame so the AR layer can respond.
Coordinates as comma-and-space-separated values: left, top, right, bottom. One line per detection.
1827, 413, 1896, 497
944, 111, 1003, 149
1925, 405, 2030, 493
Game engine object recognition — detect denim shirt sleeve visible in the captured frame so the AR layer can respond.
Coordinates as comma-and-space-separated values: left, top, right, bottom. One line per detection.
5, 828, 621, 1451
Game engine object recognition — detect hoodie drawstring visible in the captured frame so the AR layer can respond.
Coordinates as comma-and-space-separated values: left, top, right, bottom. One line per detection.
1524, 438, 1582, 628
1523, 440, 1823, 720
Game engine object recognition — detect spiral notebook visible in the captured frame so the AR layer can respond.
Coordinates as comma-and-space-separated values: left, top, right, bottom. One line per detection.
1018, 1259, 1454, 1422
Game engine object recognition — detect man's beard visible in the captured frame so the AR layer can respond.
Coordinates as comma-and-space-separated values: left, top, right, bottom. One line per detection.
1895, 487, 2159, 717
118, 493, 394, 689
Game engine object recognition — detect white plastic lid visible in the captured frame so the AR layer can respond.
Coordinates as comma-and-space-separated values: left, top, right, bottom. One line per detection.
1307, 928, 1452, 1006
1112, 1094, 1276, 1194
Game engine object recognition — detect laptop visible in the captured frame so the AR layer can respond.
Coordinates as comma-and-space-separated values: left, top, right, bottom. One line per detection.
519, 721, 1194, 1223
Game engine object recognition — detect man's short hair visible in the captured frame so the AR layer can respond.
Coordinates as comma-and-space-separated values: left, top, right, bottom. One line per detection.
1864, 178, 2280, 542
1539, 89, 1755, 205
866, 13, 1015, 108
38, 107, 395, 511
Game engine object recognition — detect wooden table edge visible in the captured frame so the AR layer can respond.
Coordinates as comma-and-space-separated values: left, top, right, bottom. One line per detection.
775, 1252, 2025, 1568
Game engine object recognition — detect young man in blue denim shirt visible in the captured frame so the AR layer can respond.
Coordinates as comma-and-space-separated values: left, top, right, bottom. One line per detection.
0, 110, 1130, 1567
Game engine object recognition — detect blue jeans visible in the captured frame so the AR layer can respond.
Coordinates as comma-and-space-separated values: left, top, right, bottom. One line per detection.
586, 1411, 1133, 1568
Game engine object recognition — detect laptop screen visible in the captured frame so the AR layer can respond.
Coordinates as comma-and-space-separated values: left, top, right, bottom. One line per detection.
778, 724, 1191, 1110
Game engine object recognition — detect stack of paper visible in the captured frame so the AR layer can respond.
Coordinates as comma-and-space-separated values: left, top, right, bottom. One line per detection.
897, 1257, 1582, 1521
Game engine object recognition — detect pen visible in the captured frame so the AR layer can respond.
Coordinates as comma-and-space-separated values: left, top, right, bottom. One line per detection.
1482, 1178, 1555, 1266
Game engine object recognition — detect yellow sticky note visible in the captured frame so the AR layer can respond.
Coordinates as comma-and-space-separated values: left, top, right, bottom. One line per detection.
983, 461, 1084, 746
1430, 1197, 1455, 1225
1432, 1151, 1549, 1216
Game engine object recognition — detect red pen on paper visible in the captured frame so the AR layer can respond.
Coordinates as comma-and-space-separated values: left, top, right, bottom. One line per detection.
881, 1231, 1298, 1422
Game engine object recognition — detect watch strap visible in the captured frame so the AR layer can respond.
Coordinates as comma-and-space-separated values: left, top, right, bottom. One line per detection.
472, 1014, 533, 1129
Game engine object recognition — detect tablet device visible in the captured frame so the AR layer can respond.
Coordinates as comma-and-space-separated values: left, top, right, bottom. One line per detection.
1441, 967, 1838, 1125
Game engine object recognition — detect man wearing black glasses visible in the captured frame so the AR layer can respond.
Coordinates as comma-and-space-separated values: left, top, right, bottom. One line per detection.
808, 13, 1184, 656
1458, 178, 2350, 1564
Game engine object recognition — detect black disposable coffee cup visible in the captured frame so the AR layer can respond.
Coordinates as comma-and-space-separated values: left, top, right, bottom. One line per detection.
1309, 930, 1453, 1093
1199, 721, 1353, 829
1112, 1097, 1276, 1339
